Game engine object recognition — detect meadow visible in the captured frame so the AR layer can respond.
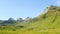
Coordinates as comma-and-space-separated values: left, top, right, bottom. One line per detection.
0, 29, 60, 34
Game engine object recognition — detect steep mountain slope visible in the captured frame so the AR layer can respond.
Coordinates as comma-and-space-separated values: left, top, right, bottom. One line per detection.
23, 5, 60, 30
0, 5, 60, 31
0, 6, 60, 34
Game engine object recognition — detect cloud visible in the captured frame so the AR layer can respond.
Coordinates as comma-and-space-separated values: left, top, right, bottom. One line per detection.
22, 18, 25, 20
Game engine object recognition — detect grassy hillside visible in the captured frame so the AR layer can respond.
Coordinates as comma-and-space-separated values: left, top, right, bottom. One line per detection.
0, 5, 60, 34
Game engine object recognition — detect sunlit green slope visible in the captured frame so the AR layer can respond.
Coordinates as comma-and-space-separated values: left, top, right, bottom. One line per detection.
23, 5, 60, 30
0, 5, 60, 34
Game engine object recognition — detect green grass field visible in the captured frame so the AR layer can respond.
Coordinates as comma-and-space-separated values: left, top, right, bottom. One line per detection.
0, 29, 60, 34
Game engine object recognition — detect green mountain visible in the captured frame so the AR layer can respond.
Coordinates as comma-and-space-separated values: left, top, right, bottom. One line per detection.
14, 5, 60, 34
19, 5, 60, 31
0, 5, 60, 34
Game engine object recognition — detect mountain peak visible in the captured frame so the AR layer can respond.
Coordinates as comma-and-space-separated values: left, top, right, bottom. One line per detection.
44, 5, 60, 14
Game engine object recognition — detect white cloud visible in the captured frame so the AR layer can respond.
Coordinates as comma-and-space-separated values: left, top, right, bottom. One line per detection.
22, 18, 25, 20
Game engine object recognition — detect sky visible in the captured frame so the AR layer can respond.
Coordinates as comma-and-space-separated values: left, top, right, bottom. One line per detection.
0, 0, 60, 20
